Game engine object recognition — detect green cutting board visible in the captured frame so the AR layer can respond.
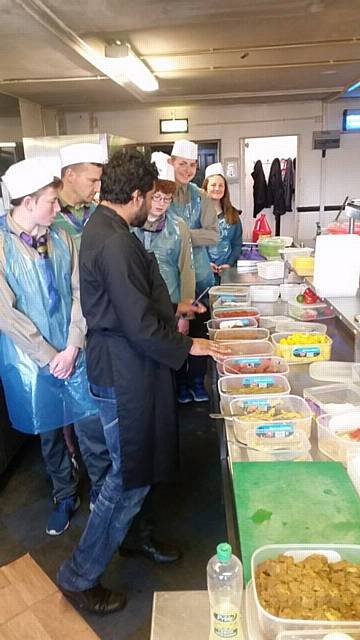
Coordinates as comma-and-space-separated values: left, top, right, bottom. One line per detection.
232, 461, 360, 583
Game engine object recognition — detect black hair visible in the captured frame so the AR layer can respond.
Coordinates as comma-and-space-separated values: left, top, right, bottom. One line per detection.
10, 177, 62, 207
100, 149, 158, 204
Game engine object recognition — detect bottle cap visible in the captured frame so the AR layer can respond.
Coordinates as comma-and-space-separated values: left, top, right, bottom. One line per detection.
216, 542, 232, 562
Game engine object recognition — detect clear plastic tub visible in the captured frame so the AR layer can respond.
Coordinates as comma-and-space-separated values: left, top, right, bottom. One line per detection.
347, 449, 360, 497
222, 355, 289, 376
292, 255, 314, 276
213, 327, 270, 342
276, 321, 327, 335
212, 307, 260, 320
209, 285, 250, 309
229, 394, 312, 438
277, 629, 360, 639
257, 260, 284, 279
288, 300, 334, 321
207, 317, 258, 337
279, 246, 313, 262
279, 284, 304, 302
245, 428, 311, 462
303, 383, 360, 417
317, 412, 360, 464
218, 374, 290, 412
251, 544, 360, 639
250, 285, 280, 303
259, 316, 294, 333
214, 341, 274, 376
309, 362, 355, 385
272, 332, 332, 364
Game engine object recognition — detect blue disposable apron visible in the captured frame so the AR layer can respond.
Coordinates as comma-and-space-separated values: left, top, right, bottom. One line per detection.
134, 215, 188, 304
0, 222, 97, 434
168, 183, 214, 295
208, 213, 237, 266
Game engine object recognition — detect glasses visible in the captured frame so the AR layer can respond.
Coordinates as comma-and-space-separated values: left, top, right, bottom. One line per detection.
152, 193, 172, 204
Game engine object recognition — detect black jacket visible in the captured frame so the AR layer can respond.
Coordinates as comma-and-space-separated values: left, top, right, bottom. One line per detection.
251, 160, 269, 218
79, 204, 192, 489
268, 158, 286, 216
283, 158, 294, 212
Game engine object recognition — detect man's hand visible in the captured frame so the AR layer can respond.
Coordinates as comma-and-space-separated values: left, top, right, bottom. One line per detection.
177, 317, 190, 335
210, 262, 220, 274
189, 339, 231, 361
176, 298, 207, 319
49, 346, 79, 379
219, 263, 231, 271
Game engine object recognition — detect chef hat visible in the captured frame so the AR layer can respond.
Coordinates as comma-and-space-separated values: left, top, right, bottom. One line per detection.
60, 143, 107, 169
205, 162, 225, 179
151, 152, 175, 182
2, 157, 61, 200
171, 139, 198, 160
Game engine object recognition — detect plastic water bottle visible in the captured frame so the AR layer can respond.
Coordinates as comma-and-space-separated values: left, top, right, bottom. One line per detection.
207, 542, 243, 640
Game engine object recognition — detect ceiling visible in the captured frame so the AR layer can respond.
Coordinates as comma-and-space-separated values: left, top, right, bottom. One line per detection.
0, 0, 360, 115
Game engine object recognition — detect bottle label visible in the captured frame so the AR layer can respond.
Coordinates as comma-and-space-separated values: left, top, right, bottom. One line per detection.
212, 610, 240, 638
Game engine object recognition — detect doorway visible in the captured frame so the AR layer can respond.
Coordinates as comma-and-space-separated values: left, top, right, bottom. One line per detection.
240, 135, 298, 241
148, 140, 220, 187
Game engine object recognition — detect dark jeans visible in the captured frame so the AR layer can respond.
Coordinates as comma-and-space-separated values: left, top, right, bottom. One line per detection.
39, 414, 109, 502
177, 306, 210, 385
57, 385, 150, 591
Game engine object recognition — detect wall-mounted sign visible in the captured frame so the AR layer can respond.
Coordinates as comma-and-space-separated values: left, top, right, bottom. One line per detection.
224, 157, 240, 183
160, 118, 189, 134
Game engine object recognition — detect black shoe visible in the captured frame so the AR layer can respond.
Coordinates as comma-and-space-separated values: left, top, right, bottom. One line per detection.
120, 537, 182, 564
59, 583, 127, 616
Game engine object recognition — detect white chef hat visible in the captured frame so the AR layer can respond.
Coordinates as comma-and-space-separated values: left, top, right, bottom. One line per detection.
151, 152, 175, 182
60, 143, 107, 169
171, 139, 198, 160
2, 157, 61, 200
205, 162, 225, 179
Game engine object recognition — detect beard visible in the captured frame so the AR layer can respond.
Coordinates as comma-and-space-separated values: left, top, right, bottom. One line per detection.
131, 199, 149, 228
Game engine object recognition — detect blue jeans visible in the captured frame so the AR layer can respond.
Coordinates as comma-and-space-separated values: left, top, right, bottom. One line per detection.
57, 385, 150, 591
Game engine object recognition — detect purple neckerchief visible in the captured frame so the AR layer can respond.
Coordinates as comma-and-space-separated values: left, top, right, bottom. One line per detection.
61, 204, 91, 231
142, 216, 166, 233
19, 230, 59, 315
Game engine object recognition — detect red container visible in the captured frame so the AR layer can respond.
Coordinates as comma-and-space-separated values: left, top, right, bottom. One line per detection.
252, 213, 272, 242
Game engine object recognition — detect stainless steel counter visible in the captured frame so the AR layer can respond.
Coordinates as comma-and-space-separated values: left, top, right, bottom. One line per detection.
221, 268, 301, 286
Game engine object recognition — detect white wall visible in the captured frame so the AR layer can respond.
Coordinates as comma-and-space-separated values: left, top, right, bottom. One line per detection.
64, 97, 360, 240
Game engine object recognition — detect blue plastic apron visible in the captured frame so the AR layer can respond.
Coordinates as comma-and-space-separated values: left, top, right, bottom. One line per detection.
208, 213, 237, 266
0, 222, 97, 434
168, 183, 214, 294
134, 215, 186, 303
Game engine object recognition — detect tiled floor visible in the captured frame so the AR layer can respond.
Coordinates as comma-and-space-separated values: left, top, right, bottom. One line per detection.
0, 401, 226, 639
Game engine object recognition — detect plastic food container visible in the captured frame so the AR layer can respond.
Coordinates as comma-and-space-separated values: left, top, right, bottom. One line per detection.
250, 285, 280, 303
206, 317, 258, 338
222, 355, 289, 376
279, 284, 304, 302
229, 394, 312, 438
213, 307, 260, 320
213, 327, 270, 342
244, 428, 311, 462
347, 449, 360, 497
292, 256, 314, 276
277, 632, 360, 640
257, 260, 285, 280
259, 315, 294, 333
277, 321, 327, 335
317, 411, 360, 464
209, 286, 250, 309
272, 332, 332, 364
288, 299, 334, 321
218, 374, 290, 412
309, 362, 355, 385
251, 544, 360, 639
259, 237, 286, 260
279, 246, 313, 263
303, 383, 360, 417
215, 341, 274, 376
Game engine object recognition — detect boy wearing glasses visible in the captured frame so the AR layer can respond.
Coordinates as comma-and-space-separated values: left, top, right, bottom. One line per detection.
133, 152, 195, 320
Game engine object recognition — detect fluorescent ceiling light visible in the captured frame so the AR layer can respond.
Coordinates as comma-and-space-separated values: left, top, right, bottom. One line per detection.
347, 80, 360, 93
104, 43, 158, 92
160, 118, 189, 134
0, 142, 16, 147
